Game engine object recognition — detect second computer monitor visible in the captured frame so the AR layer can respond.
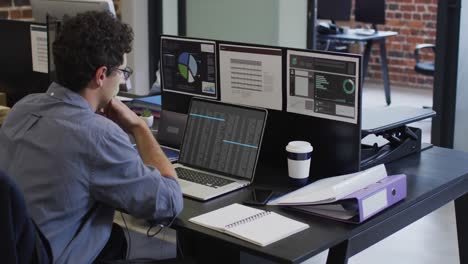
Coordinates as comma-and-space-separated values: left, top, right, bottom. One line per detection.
286, 49, 361, 124
31, 0, 116, 23
160, 36, 218, 99
317, 0, 352, 22
218, 43, 283, 110
355, 0, 386, 25
0, 19, 50, 106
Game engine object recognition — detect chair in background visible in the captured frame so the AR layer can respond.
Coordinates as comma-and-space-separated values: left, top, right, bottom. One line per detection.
414, 44, 436, 76
0, 170, 52, 264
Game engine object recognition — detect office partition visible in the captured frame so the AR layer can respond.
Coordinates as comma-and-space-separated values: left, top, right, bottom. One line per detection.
160, 35, 362, 180
0, 20, 50, 106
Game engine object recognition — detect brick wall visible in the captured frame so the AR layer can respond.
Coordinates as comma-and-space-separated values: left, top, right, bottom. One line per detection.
0, 0, 32, 20
1, 0, 437, 89
372, 0, 436, 89
340, 0, 437, 89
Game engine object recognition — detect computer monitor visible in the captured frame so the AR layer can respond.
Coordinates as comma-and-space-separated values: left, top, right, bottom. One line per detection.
355, 0, 386, 25
286, 49, 361, 124
31, 0, 116, 86
218, 43, 282, 110
31, 0, 116, 23
317, 0, 352, 22
0, 19, 50, 106
160, 36, 218, 99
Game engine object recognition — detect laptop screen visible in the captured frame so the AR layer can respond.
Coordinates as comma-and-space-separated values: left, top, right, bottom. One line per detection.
179, 98, 267, 181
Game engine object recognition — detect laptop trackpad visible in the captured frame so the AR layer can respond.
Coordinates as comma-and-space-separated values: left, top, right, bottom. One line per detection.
178, 180, 195, 190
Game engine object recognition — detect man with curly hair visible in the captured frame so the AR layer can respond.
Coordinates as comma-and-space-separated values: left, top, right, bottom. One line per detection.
0, 11, 183, 263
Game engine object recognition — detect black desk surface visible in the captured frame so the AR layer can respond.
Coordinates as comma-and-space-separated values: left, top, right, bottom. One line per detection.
175, 146, 468, 263
317, 29, 398, 41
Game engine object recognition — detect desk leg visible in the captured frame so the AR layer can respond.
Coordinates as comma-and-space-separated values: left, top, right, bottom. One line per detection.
455, 193, 468, 264
378, 39, 391, 105
326, 240, 350, 264
363, 39, 373, 84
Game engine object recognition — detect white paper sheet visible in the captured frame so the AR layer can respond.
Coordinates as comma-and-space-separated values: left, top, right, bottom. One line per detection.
30, 25, 48, 73
219, 44, 282, 110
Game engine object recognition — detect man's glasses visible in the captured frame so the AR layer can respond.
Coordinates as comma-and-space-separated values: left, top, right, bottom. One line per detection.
114, 66, 133, 81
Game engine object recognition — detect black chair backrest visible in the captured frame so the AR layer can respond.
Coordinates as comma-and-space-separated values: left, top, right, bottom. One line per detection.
414, 44, 435, 76
0, 170, 52, 264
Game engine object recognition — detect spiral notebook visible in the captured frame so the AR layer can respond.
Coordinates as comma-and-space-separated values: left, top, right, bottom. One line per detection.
189, 203, 309, 247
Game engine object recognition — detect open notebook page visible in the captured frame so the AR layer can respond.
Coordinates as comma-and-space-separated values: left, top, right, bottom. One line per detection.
190, 203, 264, 230
225, 211, 309, 246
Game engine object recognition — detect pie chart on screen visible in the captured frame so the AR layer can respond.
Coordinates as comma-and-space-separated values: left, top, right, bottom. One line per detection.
178, 52, 198, 83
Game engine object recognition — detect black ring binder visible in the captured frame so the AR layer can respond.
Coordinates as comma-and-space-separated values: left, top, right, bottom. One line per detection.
224, 211, 272, 229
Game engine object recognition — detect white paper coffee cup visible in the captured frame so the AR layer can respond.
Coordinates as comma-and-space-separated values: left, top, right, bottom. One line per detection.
286, 141, 313, 185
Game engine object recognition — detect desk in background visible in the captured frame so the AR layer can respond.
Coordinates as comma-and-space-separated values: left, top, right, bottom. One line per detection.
317, 29, 398, 105
174, 146, 468, 264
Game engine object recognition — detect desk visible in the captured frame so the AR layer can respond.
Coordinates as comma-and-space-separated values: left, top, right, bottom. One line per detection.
317, 29, 398, 105
362, 106, 435, 135
174, 146, 468, 263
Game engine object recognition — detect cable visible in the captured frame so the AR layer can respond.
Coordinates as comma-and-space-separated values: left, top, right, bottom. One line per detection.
176, 237, 184, 259
146, 223, 164, 237
119, 212, 131, 260
146, 216, 177, 238
146, 216, 180, 260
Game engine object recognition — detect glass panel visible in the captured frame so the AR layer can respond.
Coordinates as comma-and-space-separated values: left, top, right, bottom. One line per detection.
185, 0, 307, 49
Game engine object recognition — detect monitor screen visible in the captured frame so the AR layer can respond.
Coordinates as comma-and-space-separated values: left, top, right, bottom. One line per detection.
31, 0, 116, 23
355, 0, 386, 25
160, 36, 218, 99
0, 20, 50, 107
286, 49, 360, 124
317, 0, 352, 21
218, 43, 282, 110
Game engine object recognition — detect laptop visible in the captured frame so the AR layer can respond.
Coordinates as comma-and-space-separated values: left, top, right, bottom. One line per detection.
157, 110, 187, 162
174, 98, 268, 201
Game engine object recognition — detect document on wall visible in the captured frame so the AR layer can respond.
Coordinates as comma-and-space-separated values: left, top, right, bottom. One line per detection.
30, 25, 48, 73
286, 50, 360, 124
219, 44, 283, 110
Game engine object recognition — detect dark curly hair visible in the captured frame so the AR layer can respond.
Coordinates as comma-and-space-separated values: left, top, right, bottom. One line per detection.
53, 11, 133, 92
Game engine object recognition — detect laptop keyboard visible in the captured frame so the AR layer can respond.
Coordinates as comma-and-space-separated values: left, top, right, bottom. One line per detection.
176, 168, 234, 188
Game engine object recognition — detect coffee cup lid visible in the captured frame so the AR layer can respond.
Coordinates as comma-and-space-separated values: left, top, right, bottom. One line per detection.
286, 141, 313, 153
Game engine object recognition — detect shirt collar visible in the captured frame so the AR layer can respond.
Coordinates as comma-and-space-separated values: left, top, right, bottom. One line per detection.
46, 82, 93, 111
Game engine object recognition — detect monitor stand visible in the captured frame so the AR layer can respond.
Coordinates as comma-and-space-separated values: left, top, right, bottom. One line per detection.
327, 20, 343, 34
330, 20, 343, 33
360, 106, 436, 169
372, 23, 379, 33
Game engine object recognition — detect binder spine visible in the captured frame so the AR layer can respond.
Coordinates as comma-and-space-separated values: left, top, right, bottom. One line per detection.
224, 211, 271, 229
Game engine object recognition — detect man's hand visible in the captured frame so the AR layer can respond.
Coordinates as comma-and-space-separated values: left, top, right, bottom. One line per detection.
103, 98, 145, 134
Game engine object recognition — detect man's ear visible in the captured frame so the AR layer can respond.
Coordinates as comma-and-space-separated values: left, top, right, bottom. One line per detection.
94, 66, 108, 87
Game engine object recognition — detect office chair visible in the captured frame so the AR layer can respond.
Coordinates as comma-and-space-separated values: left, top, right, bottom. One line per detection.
0, 170, 52, 264
414, 43, 435, 76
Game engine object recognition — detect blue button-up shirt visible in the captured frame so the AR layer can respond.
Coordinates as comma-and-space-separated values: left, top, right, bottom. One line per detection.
0, 83, 183, 264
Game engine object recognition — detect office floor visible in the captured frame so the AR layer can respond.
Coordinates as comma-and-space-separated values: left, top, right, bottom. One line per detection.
125, 83, 460, 264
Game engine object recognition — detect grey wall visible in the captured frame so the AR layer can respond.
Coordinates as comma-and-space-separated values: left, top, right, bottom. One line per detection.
121, 0, 150, 95
163, 0, 178, 35
278, 0, 307, 48
454, 2, 468, 151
